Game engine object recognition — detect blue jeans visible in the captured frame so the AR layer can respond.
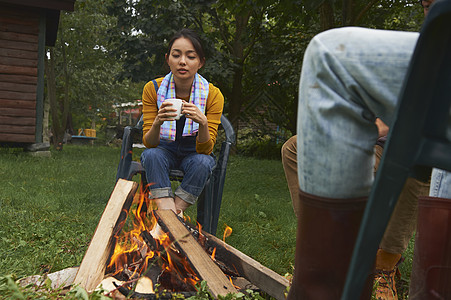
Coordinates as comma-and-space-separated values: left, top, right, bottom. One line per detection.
430, 169, 451, 198
297, 27, 419, 198
140, 136, 215, 204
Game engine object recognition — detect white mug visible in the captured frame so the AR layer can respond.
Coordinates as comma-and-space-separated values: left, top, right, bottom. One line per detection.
164, 98, 183, 120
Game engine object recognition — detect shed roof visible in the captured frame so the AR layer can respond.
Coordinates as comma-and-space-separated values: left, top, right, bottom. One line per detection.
0, 0, 75, 11
0, 0, 76, 46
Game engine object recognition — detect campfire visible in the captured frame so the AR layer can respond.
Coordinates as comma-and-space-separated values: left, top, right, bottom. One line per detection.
103, 186, 198, 295
70, 179, 289, 299
99, 183, 237, 297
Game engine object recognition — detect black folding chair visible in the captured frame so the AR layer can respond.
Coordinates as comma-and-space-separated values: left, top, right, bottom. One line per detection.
116, 114, 235, 235
342, 0, 451, 298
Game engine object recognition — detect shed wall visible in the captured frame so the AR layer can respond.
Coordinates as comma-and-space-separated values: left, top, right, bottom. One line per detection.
0, 4, 39, 143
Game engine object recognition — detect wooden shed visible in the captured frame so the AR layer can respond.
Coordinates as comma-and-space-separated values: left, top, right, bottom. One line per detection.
0, 0, 75, 148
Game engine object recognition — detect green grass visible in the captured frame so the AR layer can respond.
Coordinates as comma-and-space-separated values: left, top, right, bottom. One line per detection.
0, 144, 295, 280
0, 145, 119, 278
0, 144, 416, 299
210, 157, 296, 275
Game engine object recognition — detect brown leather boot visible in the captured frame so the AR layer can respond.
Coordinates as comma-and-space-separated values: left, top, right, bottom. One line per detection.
287, 190, 373, 300
373, 249, 403, 300
409, 196, 451, 300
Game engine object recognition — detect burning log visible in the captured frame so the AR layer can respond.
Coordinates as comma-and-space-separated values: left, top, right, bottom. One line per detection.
140, 230, 197, 284
135, 276, 154, 294
155, 209, 238, 298
172, 218, 288, 300
186, 223, 290, 300
73, 179, 138, 292
140, 230, 159, 252
96, 276, 127, 298
175, 218, 241, 278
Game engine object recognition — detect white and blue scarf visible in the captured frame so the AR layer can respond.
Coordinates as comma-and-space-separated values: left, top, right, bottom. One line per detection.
157, 72, 209, 141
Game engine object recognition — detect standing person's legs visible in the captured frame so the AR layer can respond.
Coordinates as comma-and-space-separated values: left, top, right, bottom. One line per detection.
283, 139, 429, 298
281, 135, 301, 217
373, 145, 430, 299
288, 27, 419, 299
374, 145, 430, 254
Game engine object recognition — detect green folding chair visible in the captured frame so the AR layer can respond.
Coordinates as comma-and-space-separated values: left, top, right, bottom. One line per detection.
116, 114, 235, 235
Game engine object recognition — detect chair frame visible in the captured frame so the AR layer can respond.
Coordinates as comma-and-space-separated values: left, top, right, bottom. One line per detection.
116, 114, 235, 235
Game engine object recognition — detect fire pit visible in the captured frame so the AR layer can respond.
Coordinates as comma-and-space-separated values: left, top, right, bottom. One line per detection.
71, 179, 289, 299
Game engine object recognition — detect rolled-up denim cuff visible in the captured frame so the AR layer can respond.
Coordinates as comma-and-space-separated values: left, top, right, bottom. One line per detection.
174, 186, 197, 205
149, 187, 174, 199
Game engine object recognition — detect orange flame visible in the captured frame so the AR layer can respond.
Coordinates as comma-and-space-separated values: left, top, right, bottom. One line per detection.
210, 247, 217, 260
223, 225, 232, 242
106, 181, 201, 291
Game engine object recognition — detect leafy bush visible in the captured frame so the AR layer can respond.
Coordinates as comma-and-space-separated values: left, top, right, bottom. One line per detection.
237, 128, 290, 160
238, 136, 283, 160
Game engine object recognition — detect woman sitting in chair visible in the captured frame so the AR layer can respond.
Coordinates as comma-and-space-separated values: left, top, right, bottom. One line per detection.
140, 28, 224, 216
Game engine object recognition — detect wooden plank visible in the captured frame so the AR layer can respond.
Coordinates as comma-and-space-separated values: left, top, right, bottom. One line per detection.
0, 14, 39, 28
206, 232, 290, 300
0, 90, 36, 101
0, 82, 37, 93
0, 132, 34, 143
0, 15, 39, 27
0, 22, 39, 35
0, 64, 37, 76
185, 223, 290, 300
0, 107, 36, 117
0, 115, 35, 126
0, 31, 38, 43
0, 124, 35, 135
0, 39, 38, 52
73, 179, 138, 292
0, 98, 37, 109
155, 210, 237, 298
0, 56, 38, 68
19, 267, 79, 289
0, 74, 37, 85
0, 48, 38, 60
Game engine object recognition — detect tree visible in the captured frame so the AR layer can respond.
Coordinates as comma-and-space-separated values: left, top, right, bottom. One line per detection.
107, 0, 424, 145
304, 0, 423, 30
46, 46, 69, 150
107, 0, 309, 137
46, 0, 143, 149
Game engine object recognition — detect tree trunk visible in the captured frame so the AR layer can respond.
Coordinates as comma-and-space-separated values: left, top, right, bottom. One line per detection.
229, 64, 244, 143
46, 48, 64, 150
42, 93, 50, 144
227, 13, 250, 144
46, 38, 71, 151
319, 1, 335, 31
342, 0, 353, 26
60, 31, 71, 139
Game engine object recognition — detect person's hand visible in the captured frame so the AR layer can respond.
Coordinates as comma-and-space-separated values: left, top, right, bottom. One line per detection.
155, 101, 179, 125
181, 101, 207, 126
